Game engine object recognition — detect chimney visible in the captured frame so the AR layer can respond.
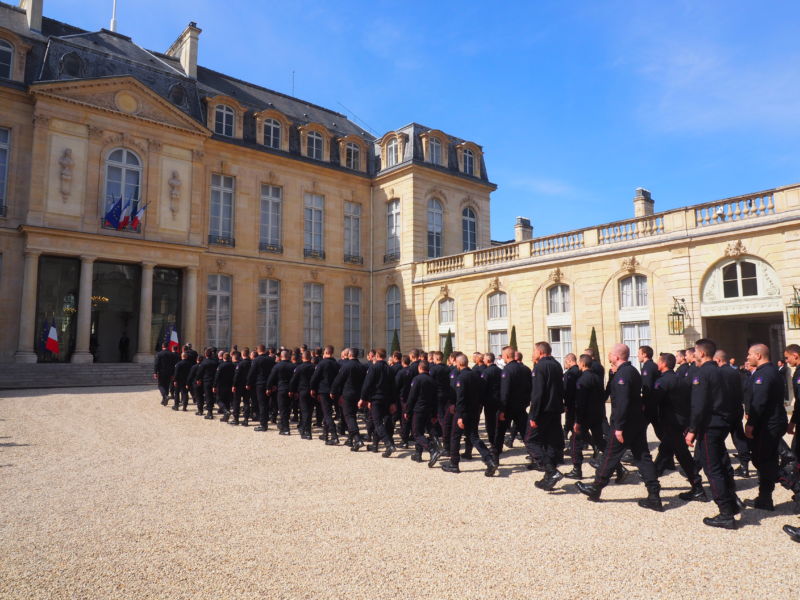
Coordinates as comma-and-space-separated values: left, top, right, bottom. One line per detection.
166, 22, 201, 79
19, 0, 43, 31
514, 216, 533, 242
633, 187, 654, 217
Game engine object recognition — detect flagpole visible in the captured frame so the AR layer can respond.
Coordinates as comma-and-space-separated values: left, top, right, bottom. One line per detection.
110, 0, 118, 32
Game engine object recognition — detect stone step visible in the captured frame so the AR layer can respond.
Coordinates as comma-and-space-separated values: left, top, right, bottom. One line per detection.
0, 363, 158, 390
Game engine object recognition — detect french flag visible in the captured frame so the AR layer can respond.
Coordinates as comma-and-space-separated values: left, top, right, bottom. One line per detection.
45, 322, 60, 354
118, 198, 133, 230
168, 327, 180, 352
130, 202, 149, 230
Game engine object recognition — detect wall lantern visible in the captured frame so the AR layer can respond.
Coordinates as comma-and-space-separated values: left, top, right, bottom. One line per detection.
787, 286, 800, 330
667, 297, 687, 335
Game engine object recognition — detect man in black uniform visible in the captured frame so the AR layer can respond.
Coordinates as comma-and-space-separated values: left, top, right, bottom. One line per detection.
441, 354, 497, 476
213, 352, 236, 422
638, 345, 660, 425
685, 338, 740, 529
714, 349, 751, 477
394, 355, 413, 447
405, 360, 441, 467
267, 349, 296, 435
331, 348, 367, 451
360, 348, 397, 457
311, 345, 341, 445
565, 354, 606, 479
154, 343, 179, 406
527, 341, 566, 491
252, 345, 275, 432
429, 352, 453, 455
782, 344, 800, 542
188, 355, 201, 409
494, 346, 531, 464
481, 353, 502, 451
576, 343, 663, 510
290, 350, 316, 439
745, 343, 788, 511
172, 351, 193, 411
562, 353, 579, 449
230, 349, 251, 425
651, 352, 707, 501
196, 348, 219, 419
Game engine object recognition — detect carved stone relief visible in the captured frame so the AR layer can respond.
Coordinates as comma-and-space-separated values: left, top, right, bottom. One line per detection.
58, 148, 74, 202
168, 171, 182, 218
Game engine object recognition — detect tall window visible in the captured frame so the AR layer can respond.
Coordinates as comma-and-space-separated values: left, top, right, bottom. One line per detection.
488, 292, 508, 320
386, 138, 398, 167
303, 193, 324, 256
0, 127, 9, 215
259, 185, 282, 251
307, 131, 323, 160
622, 322, 651, 369
345, 142, 360, 170
463, 148, 474, 175
547, 284, 570, 314
620, 275, 648, 309
0, 40, 12, 79
440, 332, 456, 352
429, 136, 441, 165
344, 286, 361, 350
549, 327, 572, 366
386, 285, 400, 348
210, 174, 234, 244
257, 278, 280, 348
264, 118, 281, 149
386, 200, 400, 258
344, 201, 361, 260
104, 148, 141, 229
462, 207, 477, 252
207, 274, 231, 349
722, 260, 758, 298
303, 283, 323, 348
439, 297, 455, 325
427, 198, 443, 258
214, 105, 234, 137
489, 330, 508, 357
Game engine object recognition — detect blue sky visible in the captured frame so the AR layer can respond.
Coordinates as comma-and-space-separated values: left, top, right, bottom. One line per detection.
44, 0, 800, 240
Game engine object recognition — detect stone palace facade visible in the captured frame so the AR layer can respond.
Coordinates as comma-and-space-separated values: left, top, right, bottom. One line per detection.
1, 0, 799, 367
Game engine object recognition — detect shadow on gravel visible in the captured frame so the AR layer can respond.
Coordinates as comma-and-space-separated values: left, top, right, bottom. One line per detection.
0, 442, 30, 447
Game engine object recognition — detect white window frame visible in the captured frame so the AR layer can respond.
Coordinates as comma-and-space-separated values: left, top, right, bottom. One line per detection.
429, 136, 441, 165
307, 131, 323, 160
427, 198, 443, 259
463, 148, 474, 175
549, 326, 573, 367
488, 330, 508, 357
259, 185, 282, 250
621, 322, 651, 370
207, 274, 232, 349
264, 118, 281, 149
386, 285, 400, 348
303, 193, 324, 254
386, 199, 400, 257
0, 127, 9, 214
344, 286, 361, 351
462, 207, 477, 252
103, 148, 142, 229
303, 282, 323, 348
722, 260, 758, 298
386, 138, 398, 167
547, 284, 570, 314
0, 40, 12, 80
439, 297, 455, 326
215, 104, 234, 137
345, 142, 360, 170
619, 275, 648, 309
257, 278, 280, 348
210, 174, 234, 241
344, 201, 361, 259
488, 292, 508, 321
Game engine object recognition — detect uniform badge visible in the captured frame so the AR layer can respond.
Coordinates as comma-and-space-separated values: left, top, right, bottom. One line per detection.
456, 382, 461, 387
642, 370, 648, 376
618, 378, 624, 384
692, 377, 700, 385
654, 382, 661, 389
755, 377, 763, 385
502, 373, 507, 378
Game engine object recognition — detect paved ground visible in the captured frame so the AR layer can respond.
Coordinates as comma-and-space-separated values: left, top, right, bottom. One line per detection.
1, 387, 798, 599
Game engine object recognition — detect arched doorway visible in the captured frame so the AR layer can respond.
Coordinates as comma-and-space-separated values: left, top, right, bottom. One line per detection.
700, 256, 785, 361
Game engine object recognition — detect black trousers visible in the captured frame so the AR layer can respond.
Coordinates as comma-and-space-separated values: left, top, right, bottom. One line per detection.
730, 421, 751, 462
696, 427, 737, 515
276, 390, 291, 432
654, 423, 701, 484
450, 414, 492, 466
369, 400, 393, 446
175, 385, 189, 408
464, 403, 482, 455
437, 403, 454, 452
298, 390, 314, 434
193, 382, 204, 411
157, 375, 171, 400
493, 405, 528, 460
256, 384, 270, 428
412, 409, 434, 453
232, 389, 245, 419
341, 394, 361, 439
217, 390, 232, 413
594, 427, 660, 492
750, 428, 781, 497
399, 399, 413, 443
202, 382, 214, 414
524, 411, 564, 472
318, 393, 337, 435
571, 419, 606, 466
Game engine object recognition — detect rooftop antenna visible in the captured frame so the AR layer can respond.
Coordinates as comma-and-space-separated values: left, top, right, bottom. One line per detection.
110, 0, 118, 32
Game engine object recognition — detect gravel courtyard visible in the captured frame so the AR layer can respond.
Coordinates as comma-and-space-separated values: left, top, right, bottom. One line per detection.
1, 386, 798, 599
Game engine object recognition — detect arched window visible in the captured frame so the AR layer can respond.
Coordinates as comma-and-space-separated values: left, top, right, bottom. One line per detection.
463, 148, 474, 176
722, 260, 758, 298
488, 291, 508, 320
214, 105, 234, 137
386, 138, 398, 167
429, 137, 441, 165
264, 118, 281, 149
439, 297, 455, 324
345, 142, 360, 170
548, 284, 570, 314
427, 198, 443, 258
104, 148, 141, 230
386, 199, 400, 259
619, 275, 648, 308
462, 207, 477, 252
386, 285, 400, 348
0, 40, 12, 79
307, 131, 323, 160
60, 51, 83, 78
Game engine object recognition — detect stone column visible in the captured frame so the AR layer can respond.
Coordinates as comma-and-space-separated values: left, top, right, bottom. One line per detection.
71, 255, 96, 363
182, 266, 198, 347
133, 262, 155, 363
14, 250, 42, 363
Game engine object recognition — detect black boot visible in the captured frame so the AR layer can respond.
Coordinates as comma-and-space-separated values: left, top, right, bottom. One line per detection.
733, 460, 750, 478
484, 457, 498, 477
410, 452, 423, 463
575, 480, 602, 501
351, 436, 364, 452
534, 470, 564, 491
565, 465, 583, 480
751, 495, 775, 511
161, 398, 168, 406
637, 488, 664, 512
615, 464, 629, 484
703, 513, 737, 530
428, 447, 442, 468
441, 461, 460, 474
368, 442, 380, 453
327, 433, 340, 446
171, 404, 179, 411
382, 444, 396, 458
221, 411, 230, 423
678, 482, 709, 502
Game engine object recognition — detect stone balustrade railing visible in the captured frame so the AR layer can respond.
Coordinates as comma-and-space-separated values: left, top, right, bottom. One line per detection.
415, 186, 798, 279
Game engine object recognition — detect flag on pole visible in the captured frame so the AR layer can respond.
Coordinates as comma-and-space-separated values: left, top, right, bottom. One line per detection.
130, 202, 149, 230
45, 322, 60, 354
168, 327, 180, 352
103, 195, 123, 229
118, 198, 133, 230
38, 318, 50, 353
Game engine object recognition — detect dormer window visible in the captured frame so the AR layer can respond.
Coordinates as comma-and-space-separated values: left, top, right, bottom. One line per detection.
307, 131, 323, 160
429, 137, 441, 165
0, 40, 12, 79
386, 138, 398, 168
264, 118, 281, 149
215, 105, 235, 137
463, 149, 474, 176
345, 142, 360, 170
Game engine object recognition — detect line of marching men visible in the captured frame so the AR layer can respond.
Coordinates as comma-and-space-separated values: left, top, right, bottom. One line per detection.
152, 338, 800, 539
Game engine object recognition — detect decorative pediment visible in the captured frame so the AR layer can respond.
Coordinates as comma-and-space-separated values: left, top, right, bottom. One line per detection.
30, 77, 210, 136
724, 240, 747, 257
621, 256, 640, 273
549, 267, 564, 283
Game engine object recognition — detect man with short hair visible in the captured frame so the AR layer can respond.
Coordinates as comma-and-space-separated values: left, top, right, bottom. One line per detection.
481, 353, 502, 451
527, 341, 566, 491
252, 345, 276, 432
562, 353, 580, 448
331, 348, 367, 451
782, 344, 800, 542
714, 349, 751, 478
429, 351, 453, 454
310, 345, 341, 444
154, 342, 179, 406
267, 349, 296, 435
394, 355, 414, 447
360, 348, 397, 457
213, 352, 236, 421
565, 354, 606, 480
494, 346, 531, 463
230, 349, 251, 425
196, 348, 219, 419
405, 361, 441, 466
290, 350, 316, 439
576, 343, 662, 510
172, 351, 193, 411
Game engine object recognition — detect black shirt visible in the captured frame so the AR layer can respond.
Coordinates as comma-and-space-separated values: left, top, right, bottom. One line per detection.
529, 356, 564, 420
747, 362, 788, 435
